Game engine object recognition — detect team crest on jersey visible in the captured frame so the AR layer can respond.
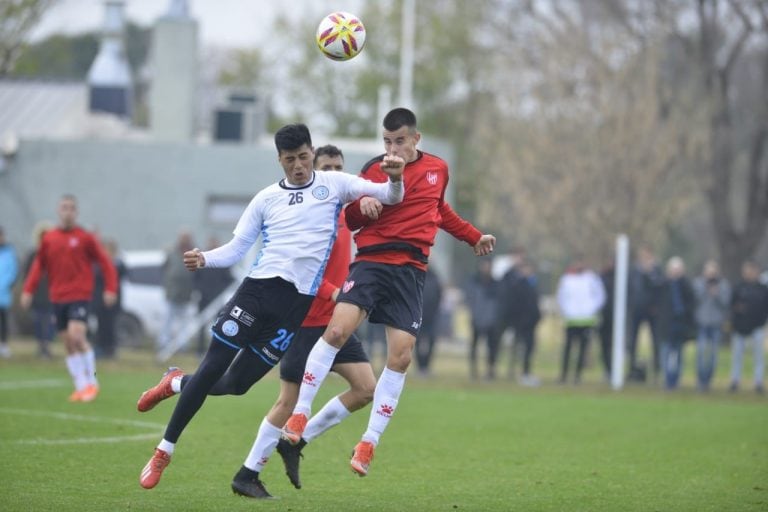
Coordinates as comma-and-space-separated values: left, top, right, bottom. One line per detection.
230, 306, 242, 319
69, 237, 79, 247
426, 171, 438, 185
342, 280, 355, 293
222, 320, 239, 337
312, 186, 330, 200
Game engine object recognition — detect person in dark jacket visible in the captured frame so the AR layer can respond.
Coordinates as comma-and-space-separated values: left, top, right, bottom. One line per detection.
656, 257, 695, 390
415, 267, 443, 376
598, 259, 615, 381
729, 261, 768, 394
464, 259, 501, 380
627, 246, 664, 381
508, 261, 541, 386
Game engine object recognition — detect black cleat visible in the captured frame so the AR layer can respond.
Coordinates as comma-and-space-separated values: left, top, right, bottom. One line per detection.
231, 466, 274, 499
276, 437, 306, 489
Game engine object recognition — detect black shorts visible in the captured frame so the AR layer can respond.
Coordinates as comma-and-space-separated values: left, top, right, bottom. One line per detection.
279, 325, 369, 384
211, 277, 314, 369
52, 301, 90, 331
337, 261, 425, 336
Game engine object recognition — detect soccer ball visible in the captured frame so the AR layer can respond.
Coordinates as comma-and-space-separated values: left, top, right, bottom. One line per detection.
315, 12, 366, 61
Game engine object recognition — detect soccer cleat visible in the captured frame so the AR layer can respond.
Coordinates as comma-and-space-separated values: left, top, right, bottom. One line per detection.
79, 384, 100, 402
68, 389, 83, 402
231, 466, 274, 499
282, 413, 308, 445
137, 367, 184, 412
350, 441, 375, 477
139, 448, 171, 489
276, 438, 306, 489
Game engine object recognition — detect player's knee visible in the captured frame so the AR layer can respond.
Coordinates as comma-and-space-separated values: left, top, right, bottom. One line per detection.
325, 326, 348, 346
388, 351, 412, 372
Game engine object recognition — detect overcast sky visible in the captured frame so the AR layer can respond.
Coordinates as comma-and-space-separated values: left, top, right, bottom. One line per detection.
31, 0, 363, 48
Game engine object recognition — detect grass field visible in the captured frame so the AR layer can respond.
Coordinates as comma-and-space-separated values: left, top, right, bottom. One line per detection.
1, 338, 766, 512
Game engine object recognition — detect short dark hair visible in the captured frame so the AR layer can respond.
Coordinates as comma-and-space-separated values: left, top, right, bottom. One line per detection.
313, 144, 344, 166
383, 108, 417, 131
274, 123, 312, 154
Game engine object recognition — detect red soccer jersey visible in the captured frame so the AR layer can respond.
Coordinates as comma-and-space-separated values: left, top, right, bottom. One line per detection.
301, 210, 352, 327
23, 226, 118, 303
345, 151, 482, 270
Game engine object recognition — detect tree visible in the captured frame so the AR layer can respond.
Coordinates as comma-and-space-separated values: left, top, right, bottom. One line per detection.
0, 0, 54, 76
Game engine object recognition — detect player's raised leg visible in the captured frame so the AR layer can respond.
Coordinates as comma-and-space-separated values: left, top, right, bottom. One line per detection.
284, 303, 366, 443
351, 327, 413, 477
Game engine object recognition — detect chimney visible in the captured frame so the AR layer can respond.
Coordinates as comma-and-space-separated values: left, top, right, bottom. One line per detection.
149, 0, 199, 142
87, 0, 133, 118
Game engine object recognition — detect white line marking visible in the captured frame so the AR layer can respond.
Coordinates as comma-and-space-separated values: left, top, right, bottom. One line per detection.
16, 433, 160, 445
0, 379, 67, 390
0, 407, 164, 445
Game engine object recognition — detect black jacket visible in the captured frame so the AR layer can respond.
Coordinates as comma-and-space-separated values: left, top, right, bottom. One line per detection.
730, 281, 768, 335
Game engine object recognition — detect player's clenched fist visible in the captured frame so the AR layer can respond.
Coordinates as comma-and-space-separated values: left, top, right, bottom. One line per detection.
184, 248, 205, 271
381, 154, 405, 181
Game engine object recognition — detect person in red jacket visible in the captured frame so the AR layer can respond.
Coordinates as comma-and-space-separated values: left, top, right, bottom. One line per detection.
21, 194, 118, 402
284, 108, 496, 477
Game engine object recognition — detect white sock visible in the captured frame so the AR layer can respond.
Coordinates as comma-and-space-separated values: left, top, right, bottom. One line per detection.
244, 418, 282, 472
362, 368, 406, 446
82, 349, 97, 386
65, 354, 87, 391
294, 338, 339, 416
303, 395, 351, 442
171, 375, 183, 393
158, 438, 175, 454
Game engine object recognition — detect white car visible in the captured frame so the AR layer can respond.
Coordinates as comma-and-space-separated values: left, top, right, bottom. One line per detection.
117, 250, 167, 347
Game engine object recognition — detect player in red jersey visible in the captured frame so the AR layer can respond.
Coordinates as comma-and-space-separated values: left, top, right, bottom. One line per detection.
284, 108, 496, 476
21, 194, 118, 402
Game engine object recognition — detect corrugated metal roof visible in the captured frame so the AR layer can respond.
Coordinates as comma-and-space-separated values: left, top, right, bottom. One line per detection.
0, 80, 141, 139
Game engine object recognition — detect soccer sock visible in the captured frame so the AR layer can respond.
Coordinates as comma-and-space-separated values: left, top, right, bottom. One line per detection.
82, 349, 97, 386
244, 418, 282, 472
294, 338, 340, 416
303, 395, 351, 442
158, 438, 175, 455
361, 367, 406, 446
65, 354, 87, 391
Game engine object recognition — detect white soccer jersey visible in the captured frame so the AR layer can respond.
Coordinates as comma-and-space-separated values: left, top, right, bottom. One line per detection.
216, 171, 402, 296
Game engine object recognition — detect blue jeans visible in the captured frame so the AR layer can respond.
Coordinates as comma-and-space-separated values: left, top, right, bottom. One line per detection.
730, 327, 765, 388
696, 325, 721, 389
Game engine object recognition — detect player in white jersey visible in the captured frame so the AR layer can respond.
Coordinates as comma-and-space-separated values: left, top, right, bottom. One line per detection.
137, 124, 404, 492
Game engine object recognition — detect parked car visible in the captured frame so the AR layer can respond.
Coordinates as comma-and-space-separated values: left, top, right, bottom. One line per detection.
117, 250, 167, 348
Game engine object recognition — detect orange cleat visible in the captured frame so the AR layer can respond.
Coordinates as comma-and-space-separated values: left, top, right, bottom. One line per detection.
68, 389, 83, 402
140, 448, 171, 489
350, 441, 375, 477
137, 367, 184, 412
79, 384, 100, 402
282, 413, 308, 445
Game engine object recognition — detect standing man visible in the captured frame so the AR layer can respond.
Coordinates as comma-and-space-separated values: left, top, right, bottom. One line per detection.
283, 108, 496, 477
729, 260, 768, 394
21, 195, 118, 401
135, 124, 404, 493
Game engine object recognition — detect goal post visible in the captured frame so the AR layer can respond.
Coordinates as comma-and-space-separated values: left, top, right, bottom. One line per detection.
611, 234, 629, 390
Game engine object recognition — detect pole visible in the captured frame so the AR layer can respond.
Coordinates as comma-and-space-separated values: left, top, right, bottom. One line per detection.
398, 0, 415, 108
611, 234, 629, 390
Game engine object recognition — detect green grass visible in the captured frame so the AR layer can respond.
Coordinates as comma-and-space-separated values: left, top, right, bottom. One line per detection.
1, 340, 766, 512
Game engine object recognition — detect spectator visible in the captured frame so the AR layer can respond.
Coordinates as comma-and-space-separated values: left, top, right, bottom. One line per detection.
598, 258, 616, 381
415, 267, 443, 377
23, 222, 56, 358
692, 260, 731, 392
0, 226, 18, 358
158, 230, 196, 351
627, 245, 664, 381
729, 261, 768, 394
657, 257, 695, 391
464, 259, 501, 380
509, 260, 541, 387
193, 236, 235, 356
92, 238, 127, 359
496, 246, 527, 354
556, 255, 606, 384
